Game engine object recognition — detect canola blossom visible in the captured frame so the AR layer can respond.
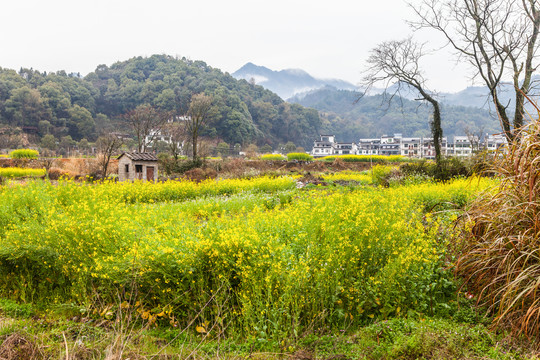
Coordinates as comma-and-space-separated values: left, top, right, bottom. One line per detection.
0, 176, 494, 337
0, 167, 46, 178
321, 170, 373, 184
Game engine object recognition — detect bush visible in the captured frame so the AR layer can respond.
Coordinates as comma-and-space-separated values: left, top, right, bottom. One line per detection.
400, 159, 434, 176
287, 152, 313, 161
182, 167, 218, 182
456, 118, 540, 337
260, 154, 285, 161
400, 157, 471, 181
47, 168, 76, 180
371, 165, 396, 186
433, 157, 470, 181
9, 149, 39, 159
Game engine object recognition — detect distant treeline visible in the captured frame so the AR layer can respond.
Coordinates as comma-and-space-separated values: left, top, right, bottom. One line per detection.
0, 55, 321, 149
290, 88, 501, 142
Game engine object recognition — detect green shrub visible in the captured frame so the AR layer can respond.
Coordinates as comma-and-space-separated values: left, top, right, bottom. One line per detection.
10, 149, 39, 159
400, 159, 433, 176
287, 152, 313, 161
260, 154, 285, 161
371, 165, 396, 186
433, 157, 470, 181
0, 298, 34, 318
400, 157, 471, 181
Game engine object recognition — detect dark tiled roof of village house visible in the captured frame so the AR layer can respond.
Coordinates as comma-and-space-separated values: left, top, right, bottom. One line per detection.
118, 152, 158, 161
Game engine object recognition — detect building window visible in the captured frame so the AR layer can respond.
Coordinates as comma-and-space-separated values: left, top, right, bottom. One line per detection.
125, 164, 129, 173
135, 165, 143, 173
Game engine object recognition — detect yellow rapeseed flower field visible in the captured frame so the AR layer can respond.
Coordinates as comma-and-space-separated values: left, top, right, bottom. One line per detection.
0, 175, 494, 338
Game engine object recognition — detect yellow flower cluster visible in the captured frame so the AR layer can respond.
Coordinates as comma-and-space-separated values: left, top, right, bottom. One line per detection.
0, 167, 46, 178
321, 171, 373, 184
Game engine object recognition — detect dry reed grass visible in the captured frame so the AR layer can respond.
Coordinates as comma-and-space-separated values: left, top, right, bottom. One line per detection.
456, 105, 540, 337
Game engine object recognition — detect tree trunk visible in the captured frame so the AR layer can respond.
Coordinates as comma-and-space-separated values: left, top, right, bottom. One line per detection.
492, 89, 514, 142
416, 87, 443, 166
192, 130, 198, 161
431, 100, 442, 165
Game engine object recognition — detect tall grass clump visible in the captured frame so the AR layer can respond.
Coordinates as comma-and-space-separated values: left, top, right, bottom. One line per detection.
9, 149, 39, 159
456, 116, 540, 336
286, 152, 313, 161
260, 154, 285, 161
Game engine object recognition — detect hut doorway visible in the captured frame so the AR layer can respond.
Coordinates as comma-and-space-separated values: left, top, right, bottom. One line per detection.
146, 166, 155, 181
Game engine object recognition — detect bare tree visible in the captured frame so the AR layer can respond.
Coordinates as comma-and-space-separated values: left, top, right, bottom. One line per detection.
409, 0, 540, 141
363, 38, 444, 164
123, 105, 171, 152
39, 157, 57, 179
96, 134, 123, 178
185, 93, 213, 162
163, 121, 186, 161
464, 125, 485, 152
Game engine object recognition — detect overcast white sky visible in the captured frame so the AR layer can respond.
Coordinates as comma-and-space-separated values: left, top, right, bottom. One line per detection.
0, 0, 474, 92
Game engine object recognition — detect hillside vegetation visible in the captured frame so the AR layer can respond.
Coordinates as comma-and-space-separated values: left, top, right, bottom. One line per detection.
290, 88, 501, 142
0, 55, 321, 148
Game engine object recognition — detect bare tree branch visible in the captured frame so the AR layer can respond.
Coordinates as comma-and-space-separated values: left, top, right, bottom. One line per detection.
362, 37, 444, 164
185, 93, 214, 162
408, 0, 540, 141
123, 105, 171, 152
96, 133, 123, 178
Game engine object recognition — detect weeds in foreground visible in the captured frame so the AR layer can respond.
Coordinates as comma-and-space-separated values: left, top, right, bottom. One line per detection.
0, 312, 536, 359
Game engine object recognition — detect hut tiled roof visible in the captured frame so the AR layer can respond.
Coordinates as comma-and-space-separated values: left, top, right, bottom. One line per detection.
118, 152, 158, 161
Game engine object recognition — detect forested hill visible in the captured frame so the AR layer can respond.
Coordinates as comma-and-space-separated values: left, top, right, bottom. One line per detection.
0, 55, 321, 148
290, 87, 502, 142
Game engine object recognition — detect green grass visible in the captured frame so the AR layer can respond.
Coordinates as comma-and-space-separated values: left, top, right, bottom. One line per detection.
0, 308, 534, 359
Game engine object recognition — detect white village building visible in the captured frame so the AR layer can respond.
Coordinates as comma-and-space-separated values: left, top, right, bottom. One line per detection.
311, 132, 506, 159
311, 135, 358, 157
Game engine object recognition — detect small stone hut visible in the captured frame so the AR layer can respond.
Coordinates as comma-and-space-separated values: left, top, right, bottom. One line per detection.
117, 152, 158, 181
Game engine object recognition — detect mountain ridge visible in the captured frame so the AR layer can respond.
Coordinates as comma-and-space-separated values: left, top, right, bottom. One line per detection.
234, 62, 539, 111
232, 62, 357, 100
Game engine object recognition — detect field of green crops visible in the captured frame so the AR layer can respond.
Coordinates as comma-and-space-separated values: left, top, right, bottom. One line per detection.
0, 175, 494, 342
